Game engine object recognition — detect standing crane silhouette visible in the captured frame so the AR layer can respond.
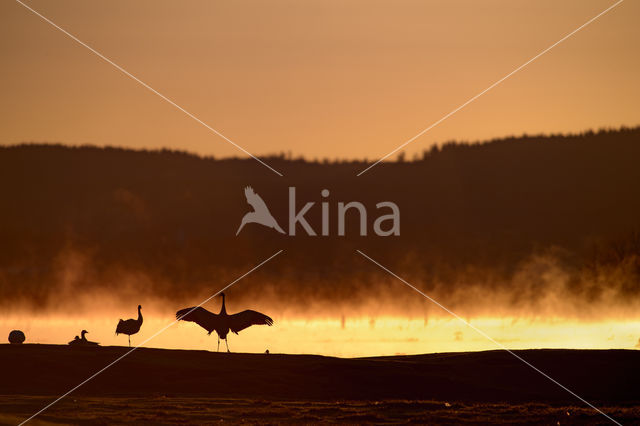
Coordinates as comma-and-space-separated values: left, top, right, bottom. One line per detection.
236, 186, 285, 235
176, 292, 273, 352
115, 305, 143, 347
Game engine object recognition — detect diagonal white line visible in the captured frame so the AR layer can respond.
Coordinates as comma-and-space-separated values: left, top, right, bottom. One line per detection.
356, 249, 621, 425
357, 0, 624, 176
14, 0, 283, 177
19, 249, 284, 425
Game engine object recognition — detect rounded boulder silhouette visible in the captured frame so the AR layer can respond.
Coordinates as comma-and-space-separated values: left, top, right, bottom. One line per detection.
8, 330, 26, 344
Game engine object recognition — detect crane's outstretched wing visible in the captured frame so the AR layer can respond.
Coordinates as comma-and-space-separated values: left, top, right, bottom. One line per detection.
176, 306, 219, 334
244, 186, 269, 213
229, 310, 274, 334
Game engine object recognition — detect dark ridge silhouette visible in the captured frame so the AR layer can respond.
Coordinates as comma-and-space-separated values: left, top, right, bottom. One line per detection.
115, 305, 143, 346
0, 126, 639, 316
177, 292, 273, 352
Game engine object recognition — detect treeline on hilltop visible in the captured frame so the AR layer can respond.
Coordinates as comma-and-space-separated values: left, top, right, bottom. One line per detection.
8, 125, 636, 164
0, 126, 639, 313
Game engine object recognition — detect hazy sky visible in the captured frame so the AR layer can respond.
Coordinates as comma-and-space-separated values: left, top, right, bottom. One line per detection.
1, 0, 638, 160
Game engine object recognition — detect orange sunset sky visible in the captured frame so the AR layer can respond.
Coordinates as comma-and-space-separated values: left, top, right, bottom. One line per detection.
1, 0, 638, 160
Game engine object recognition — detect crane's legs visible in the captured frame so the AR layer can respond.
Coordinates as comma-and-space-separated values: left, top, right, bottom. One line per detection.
217, 336, 220, 352
225, 338, 230, 353
128, 336, 131, 347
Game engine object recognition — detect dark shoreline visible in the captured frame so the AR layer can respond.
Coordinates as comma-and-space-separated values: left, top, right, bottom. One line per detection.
2, 344, 638, 404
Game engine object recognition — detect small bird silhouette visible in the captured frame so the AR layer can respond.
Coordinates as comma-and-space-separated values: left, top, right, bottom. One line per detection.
115, 305, 143, 347
176, 292, 273, 352
69, 330, 99, 346
236, 186, 285, 235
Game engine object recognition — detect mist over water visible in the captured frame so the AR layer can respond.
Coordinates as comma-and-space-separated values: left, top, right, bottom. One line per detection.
3, 242, 640, 323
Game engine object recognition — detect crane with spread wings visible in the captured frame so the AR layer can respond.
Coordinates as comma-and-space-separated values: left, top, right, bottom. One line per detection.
236, 186, 285, 235
176, 292, 274, 352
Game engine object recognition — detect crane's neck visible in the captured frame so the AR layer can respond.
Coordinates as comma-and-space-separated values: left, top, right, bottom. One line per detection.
137, 306, 143, 323
220, 294, 227, 315
81, 331, 87, 339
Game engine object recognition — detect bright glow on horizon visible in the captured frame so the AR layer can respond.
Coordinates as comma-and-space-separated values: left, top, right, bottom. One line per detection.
2, 315, 639, 357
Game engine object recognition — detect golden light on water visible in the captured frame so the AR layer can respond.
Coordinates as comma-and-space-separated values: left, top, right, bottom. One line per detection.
3, 315, 639, 357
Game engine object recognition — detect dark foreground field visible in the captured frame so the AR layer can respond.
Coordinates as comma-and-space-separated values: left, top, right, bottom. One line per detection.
1, 345, 639, 424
